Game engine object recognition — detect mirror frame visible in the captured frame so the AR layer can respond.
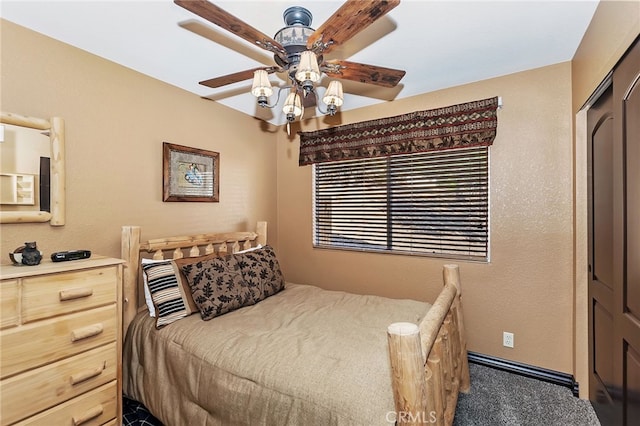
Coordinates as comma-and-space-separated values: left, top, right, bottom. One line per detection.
0, 112, 65, 225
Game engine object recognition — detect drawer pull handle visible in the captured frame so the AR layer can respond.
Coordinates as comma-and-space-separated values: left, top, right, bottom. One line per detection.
72, 404, 103, 426
70, 323, 104, 342
59, 287, 94, 301
70, 362, 106, 385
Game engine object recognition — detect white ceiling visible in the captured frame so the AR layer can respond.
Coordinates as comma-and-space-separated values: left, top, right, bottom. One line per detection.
1, 0, 599, 125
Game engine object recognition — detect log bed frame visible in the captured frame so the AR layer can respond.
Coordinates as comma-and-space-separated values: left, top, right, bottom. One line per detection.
121, 221, 470, 426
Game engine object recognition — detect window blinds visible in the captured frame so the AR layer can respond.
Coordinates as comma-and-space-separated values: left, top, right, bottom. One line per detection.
314, 146, 489, 260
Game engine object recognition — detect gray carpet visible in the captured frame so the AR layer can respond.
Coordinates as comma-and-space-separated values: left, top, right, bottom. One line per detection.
123, 363, 601, 425
454, 363, 601, 425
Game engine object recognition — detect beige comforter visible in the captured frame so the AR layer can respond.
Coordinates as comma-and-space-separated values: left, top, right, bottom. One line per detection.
123, 283, 430, 425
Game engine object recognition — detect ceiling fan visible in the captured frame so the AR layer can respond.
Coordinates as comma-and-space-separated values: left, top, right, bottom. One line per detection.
174, 0, 406, 122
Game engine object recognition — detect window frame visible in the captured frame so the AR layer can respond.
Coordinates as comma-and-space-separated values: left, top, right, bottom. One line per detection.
312, 146, 491, 262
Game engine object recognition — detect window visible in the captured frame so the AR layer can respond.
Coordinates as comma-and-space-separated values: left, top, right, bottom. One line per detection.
313, 146, 489, 260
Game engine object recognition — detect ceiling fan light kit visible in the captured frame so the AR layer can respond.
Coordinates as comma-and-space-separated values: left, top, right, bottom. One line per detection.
295, 51, 322, 92
252, 5, 344, 123
251, 69, 273, 107
323, 80, 345, 116
174, 0, 405, 124
283, 91, 304, 123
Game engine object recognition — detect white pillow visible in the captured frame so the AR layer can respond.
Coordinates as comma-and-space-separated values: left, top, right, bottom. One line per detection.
236, 244, 262, 254
141, 258, 162, 317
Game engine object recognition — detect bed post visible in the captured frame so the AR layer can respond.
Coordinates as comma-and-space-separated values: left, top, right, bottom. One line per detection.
387, 322, 431, 424
387, 264, 469, 426
121, 225, 141, 337
256, 221, 267, 246
443, 264, 470, 393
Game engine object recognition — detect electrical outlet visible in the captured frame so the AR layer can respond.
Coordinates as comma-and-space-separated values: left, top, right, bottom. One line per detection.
503, 332, 514, 348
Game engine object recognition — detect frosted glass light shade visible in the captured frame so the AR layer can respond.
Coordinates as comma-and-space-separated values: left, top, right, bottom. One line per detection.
295, 51, 321, 83
251, 70, 273, 97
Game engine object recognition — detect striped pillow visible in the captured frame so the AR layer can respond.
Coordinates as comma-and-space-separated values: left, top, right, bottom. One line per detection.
142, 260, 195, 328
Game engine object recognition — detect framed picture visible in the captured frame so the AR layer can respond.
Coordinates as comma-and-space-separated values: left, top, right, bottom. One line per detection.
163, 142, 219, 202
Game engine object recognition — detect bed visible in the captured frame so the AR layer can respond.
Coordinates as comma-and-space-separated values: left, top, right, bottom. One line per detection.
121, 222, 469, 425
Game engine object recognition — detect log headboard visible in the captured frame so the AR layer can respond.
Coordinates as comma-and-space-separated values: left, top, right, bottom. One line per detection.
120, 221, 267, 335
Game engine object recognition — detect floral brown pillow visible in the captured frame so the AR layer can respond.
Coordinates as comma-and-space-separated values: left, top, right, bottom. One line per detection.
181, 255, 257, 321
234, 245, 285, 301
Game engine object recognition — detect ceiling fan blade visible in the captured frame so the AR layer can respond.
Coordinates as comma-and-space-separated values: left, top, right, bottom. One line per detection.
199, 67, 278, 88
321, 60, 405, 88
307, 0, 400, 55
174, 0, 287, 62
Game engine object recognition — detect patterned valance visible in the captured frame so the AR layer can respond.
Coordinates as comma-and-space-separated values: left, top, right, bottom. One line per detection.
298, 96, 499, 166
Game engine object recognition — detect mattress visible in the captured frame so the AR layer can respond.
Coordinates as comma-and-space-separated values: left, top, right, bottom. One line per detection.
123, 283, 430, 425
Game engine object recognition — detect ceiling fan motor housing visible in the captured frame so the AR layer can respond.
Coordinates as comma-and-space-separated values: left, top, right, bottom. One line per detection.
283, 6, 312, 27
273, 6, 321, 78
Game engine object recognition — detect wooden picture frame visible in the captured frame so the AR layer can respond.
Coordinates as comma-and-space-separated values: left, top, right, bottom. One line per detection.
163, 142, 219, 202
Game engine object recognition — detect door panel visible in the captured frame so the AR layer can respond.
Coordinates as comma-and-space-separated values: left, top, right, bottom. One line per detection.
624, 73, 640, 319
592, 115, 614, 291
588, 84, 619, 424
625, 345, 640, 423
617, 38, 640, 425
594, 301, 614, 391
588, 36, 640, 426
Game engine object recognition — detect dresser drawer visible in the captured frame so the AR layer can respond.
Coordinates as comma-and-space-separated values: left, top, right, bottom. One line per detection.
22, 266, 118, 323
0, 304, 117, 379
14, 381, 117, 426
1, 343, 117, 424
0, 280, 19, 329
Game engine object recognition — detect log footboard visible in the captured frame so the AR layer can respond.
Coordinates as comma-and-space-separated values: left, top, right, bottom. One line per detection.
387, 264, 470, 426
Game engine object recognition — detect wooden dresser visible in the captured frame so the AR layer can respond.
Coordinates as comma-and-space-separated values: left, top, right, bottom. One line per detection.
0, 256, 123, 426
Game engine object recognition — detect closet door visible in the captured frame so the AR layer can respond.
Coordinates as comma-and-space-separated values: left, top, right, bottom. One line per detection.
613, 37, 640, 425
588, 82, 618, 425
588, 37, 640, 426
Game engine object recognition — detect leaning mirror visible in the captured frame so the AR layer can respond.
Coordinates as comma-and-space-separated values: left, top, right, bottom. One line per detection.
0, 112, 65, 225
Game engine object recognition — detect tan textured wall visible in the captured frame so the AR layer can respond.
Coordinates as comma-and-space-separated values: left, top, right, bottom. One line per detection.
277, 63, 575, 374
0, 20, 278, 262
571, 0, 640, 113
571, 0, 640, 398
